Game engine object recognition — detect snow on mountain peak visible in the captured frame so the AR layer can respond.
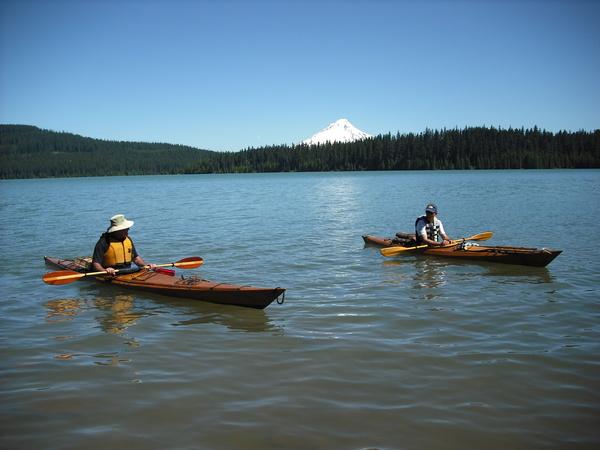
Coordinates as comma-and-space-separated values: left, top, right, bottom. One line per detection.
302, 118, 372, 146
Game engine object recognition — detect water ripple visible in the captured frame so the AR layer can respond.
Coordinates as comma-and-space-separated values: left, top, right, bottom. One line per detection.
1, 171, 599, 449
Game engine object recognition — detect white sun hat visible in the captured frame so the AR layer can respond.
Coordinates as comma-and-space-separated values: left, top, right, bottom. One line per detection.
107, 214, 134, 233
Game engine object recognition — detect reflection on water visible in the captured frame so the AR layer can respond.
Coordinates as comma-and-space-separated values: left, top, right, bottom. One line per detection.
93, 295, 143, 335
172, 306, 283, 334
45, 295, 144, 335
381, 258, 447, 300
410, 259, 448, 301
92, 352, 132, 367
381, 255, 555, 304
85, 282, 286, 334
45, 295, 142, 364
45, 292, 283, 336
483, 264, 554, 283
382, 254, 555, 284
45, 298, 83, 322
417, 256, 556, 285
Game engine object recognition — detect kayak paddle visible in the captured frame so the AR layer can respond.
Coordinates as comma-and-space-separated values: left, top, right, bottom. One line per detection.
380, 231, 493, 257
42, 256, 204, 285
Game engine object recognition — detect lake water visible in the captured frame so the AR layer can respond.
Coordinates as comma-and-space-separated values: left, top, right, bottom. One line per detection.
1, 170, 599, 449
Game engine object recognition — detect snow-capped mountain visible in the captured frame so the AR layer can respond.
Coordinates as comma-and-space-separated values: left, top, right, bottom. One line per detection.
302, 118, 372, 146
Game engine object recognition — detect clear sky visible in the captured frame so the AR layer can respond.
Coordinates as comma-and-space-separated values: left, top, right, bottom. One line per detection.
1, 0, 598, 151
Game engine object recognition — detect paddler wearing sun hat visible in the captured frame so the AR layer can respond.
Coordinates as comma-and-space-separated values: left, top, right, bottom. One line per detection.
92, 214, 156, 275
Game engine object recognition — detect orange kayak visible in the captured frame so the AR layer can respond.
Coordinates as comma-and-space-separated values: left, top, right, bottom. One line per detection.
44, 256, 285, 309
362, 235, 561, 267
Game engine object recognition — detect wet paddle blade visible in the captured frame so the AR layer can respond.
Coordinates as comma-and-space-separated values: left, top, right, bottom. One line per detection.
172, 257, 204, 269
466, 231, 493, 242
153, 257, 204, 270
380, 245, 427, 257
42, 270, 86, 285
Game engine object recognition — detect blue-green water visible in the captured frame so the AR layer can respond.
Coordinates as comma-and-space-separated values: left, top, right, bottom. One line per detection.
1, 170, 599, 449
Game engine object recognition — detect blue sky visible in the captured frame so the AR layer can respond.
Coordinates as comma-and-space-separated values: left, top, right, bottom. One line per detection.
1, 0, 598, 151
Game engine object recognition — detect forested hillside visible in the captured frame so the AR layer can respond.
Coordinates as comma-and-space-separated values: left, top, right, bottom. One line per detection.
0, 125, 214, 178
1, 125, 598, 179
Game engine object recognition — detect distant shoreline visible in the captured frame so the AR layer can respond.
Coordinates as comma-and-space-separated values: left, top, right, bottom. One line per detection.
2, 124, 599, 179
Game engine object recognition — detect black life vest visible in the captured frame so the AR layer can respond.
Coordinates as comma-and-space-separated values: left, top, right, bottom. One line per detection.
415, 215, 441, 243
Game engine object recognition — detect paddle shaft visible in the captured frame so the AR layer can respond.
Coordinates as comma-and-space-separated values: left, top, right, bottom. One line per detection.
43, 257, 203, 285
380, 231, 493, 257
77, 260, 201, 277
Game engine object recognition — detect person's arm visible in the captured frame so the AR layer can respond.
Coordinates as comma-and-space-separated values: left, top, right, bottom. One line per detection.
133, 255, 156, 270
438, 221, 451, 245
130, 240, 156, 270
421, 234, 443, 247
92, 261, 118, 275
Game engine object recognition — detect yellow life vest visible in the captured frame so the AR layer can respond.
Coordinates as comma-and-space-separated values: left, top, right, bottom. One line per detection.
103, 237, 134, 267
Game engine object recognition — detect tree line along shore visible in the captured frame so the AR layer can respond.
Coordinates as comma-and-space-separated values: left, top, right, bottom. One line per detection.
1, 124, 598, 179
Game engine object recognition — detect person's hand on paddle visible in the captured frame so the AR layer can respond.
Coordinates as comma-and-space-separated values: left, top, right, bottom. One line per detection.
92, 261, 117, 276
134, 256, 156, 270
421, 236, 451, 247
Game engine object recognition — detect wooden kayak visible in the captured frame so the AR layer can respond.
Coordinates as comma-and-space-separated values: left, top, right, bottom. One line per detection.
44, 256, 285, 309
362, 235, 561, 267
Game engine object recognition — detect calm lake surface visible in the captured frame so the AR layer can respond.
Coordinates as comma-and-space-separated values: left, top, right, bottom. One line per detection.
1, 170, 599, 449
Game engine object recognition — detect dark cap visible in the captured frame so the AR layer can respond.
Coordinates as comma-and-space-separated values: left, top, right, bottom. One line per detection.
425, 203, 438, 214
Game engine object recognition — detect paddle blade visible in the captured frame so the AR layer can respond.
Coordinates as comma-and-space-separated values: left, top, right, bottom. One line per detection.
153, 257, 204, 270
42, 270, 85, 285
173, 257, 204, 269
467, 231, 493, 242
380, 245, 426, 257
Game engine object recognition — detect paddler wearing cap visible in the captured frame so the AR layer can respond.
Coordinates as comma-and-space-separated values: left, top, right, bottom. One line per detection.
414, 203, 452, 247
92, 214, 156, 275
